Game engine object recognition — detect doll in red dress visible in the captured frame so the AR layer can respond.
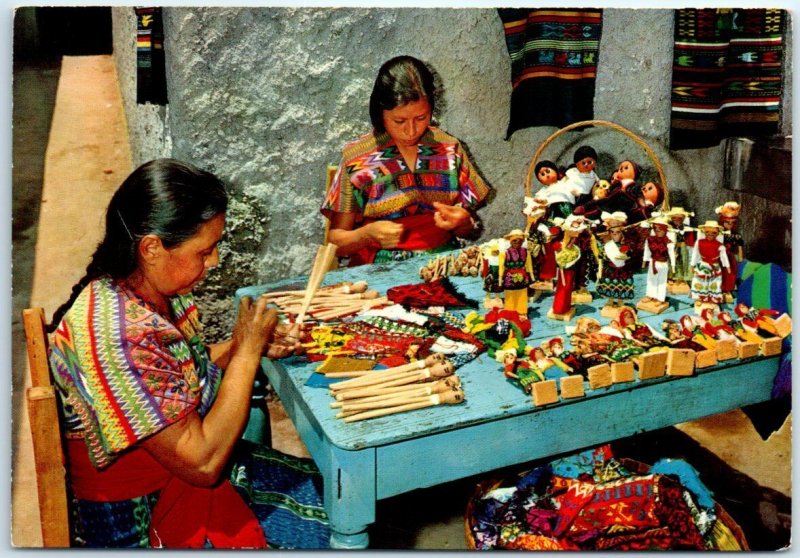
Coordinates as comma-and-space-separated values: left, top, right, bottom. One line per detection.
547, 215, 588, 321
690, 220, 730, 311
715, 201, 743, 304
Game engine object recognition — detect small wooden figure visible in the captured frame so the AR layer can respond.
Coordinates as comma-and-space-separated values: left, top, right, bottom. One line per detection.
637, 216, 675, 314
499, 230, 534, 319
523, 195, 557, 292
548, 215, 588, 321
690, 220, 730, 312
596, 211, 635, 317
663, 207, 696, 294
480, 241, 504, 309
715, 201, 743, 304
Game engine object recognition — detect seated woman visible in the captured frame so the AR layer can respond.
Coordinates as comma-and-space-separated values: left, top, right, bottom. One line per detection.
322, 55, 493, 266
48, 159, 330, 549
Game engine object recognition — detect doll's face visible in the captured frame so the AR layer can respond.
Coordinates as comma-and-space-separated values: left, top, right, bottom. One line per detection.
670, 215, 685, 227
592, 180, 610, 199
641, 182, 660, 204
537, 166, 559, 186
609, 227, 624, 241
616, 161, 636, 181
619, 310, 635, 326
703, 228, 719, 240
550, 342, 563, 356
510, 237, 524, 248
576, 156, 596, 174
654, 225, 667, 237
722, 219, 735, 231
533, 347, 546, 360
666, 323, 681, 339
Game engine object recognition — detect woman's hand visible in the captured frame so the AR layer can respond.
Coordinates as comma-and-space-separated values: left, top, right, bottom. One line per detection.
266, 322, 306, 359
432, 202, 471, 233
230, 296, 278, 361
366, 220, 404, 248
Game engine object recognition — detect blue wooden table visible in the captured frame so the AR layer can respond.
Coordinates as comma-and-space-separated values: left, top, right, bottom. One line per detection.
235, 254, 780, 549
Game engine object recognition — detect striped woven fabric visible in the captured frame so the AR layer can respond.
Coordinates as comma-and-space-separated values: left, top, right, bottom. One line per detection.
497, 8, 602, 138
736, 259, 791, 317
669, 8, 786, 149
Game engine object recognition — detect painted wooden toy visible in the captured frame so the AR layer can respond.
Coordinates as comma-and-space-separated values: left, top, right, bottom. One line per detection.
547, 214, 588, 321
637, 215, 675, 314
498, 229, 534, 319
523, 194, 558, 292
662, 207, 696, 294
690, 220, 730, 312
716, 201, 743, 304
596, 211, 635, 318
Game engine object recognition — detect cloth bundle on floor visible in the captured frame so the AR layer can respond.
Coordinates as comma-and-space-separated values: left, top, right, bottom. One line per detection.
669, 8, 786, 149
497, 8, 603, 137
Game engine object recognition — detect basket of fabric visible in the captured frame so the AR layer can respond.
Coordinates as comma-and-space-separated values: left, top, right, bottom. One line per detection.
464, 445, 748, 551
524, 119, 670, 211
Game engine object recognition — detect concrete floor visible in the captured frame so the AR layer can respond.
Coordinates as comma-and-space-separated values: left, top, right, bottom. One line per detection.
11, 54, 793, 550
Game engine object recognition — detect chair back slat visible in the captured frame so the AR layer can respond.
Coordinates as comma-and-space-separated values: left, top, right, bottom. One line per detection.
22, 308, 71, 547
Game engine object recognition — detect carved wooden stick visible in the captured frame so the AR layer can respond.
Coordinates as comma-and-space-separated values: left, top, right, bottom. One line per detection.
312, 297, 389, 321
330, 363, 455, 397
326, 353, 445, 379
330, 359, 453, 390
261, 280, 367, 300
342, 388, 465, 422
296, 243, 338, 326
330, 378, 456, 408
334, 375, 461, 401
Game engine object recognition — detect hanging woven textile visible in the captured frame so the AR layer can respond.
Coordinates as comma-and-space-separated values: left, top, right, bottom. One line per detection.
497, 8, 603, 138
135, 7, 168, 105
669, 8, 786, 150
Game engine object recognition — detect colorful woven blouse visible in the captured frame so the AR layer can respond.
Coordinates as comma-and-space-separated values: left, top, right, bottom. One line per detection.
49, 277, 223, 469
321, 127, 492, 221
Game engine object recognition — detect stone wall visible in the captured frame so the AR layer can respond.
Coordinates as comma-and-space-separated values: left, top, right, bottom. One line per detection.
112, 7, 793, 339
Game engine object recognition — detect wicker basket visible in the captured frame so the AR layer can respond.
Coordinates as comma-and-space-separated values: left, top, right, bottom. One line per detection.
464, 456, 749, 550
525, 119, 670, 211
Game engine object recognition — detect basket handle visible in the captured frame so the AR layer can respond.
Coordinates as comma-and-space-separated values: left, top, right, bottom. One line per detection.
525, 119, 669, 210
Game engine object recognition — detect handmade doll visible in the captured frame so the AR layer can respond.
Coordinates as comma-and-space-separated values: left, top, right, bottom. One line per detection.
480, 241, 504, 309
612, 307, 670, 350
679, 314, 718, 351
574, 159, 641, 221
523, 195, 559, 290
562, 145, 600, 203
716, 201, 743, 304
734, 303, 792, 339
660, 319, 708, 352
663, 207, 696, 293
532, 160, 577, 219
498, 229, 534, 319
638, 216, 675, 313
570, 330, 646, 364
697, 307, 739, 342
548, 214, 588, 320
595, 212, 635, 315
690, 220, 730, 310
559, 336, 610, 379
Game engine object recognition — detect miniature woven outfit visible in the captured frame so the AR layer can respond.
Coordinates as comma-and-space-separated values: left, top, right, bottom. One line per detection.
596, 237, 635, 300
49, 277, 330, 549
321, 127, 492, 266
690, 237, 730, 304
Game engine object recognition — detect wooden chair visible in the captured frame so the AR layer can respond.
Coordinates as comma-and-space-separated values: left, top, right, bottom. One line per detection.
23, 308, 70, 547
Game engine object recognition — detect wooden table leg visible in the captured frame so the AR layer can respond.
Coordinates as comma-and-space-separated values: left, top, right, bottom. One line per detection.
325, 445, 376, 549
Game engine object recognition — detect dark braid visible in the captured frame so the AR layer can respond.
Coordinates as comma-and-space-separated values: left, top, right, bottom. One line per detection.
47, 159, 228, 333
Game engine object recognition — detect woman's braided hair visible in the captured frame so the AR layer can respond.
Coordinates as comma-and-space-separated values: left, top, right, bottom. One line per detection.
47, 159, 228, 333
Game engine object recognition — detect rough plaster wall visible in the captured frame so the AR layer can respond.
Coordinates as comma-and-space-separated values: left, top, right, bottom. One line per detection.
111, 7, 171, 166
116, 7, 792, 338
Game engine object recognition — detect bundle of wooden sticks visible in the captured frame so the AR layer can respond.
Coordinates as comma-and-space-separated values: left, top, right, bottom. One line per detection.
261, 280, 388, 322
327, 354, 466, 423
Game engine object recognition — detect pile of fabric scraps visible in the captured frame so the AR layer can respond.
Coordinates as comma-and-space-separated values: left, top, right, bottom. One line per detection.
387, 277, 477, 308
469, 445, 744, 551
306, 304, 485, 370
325, 353, 466, 423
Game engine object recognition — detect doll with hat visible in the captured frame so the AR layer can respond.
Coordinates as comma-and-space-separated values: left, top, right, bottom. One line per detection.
690, 220, 730, 312
662, 206, 696, 294
523, 194, 559, 291
637, 215, 675, 314
547, 214, 588, 321
595, 211, 636, 317
499, 229, 534, 319
715, 201, 743, 304
480, 240, 504, 309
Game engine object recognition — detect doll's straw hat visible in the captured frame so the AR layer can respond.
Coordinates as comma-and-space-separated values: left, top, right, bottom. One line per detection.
715, 201, 741, 221
665, 206, 694, 219
504, 229, 526, 240
650, 215, 670, 228
698, 220, 723, 232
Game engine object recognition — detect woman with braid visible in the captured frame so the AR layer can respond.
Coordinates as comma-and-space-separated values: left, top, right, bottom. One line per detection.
48, 159, 330, 548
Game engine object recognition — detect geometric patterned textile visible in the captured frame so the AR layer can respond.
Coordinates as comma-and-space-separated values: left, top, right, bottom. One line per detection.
49, 277, 223, 469
321, 127, 491, 221
497, 8, 603, 138
670, 9, 786, 149
135, 7, 167, 104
